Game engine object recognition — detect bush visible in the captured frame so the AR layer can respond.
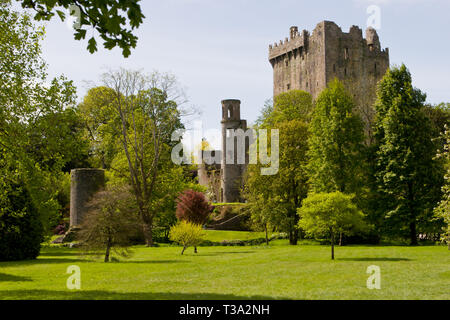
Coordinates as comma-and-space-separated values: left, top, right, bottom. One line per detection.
77, 185, 141, 262
0, 184, 43, 261
176, 190, 213, 224
169, 221, 205, 255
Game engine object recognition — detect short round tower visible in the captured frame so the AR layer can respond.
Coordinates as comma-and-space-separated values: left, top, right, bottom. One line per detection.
221, 99, 246, 203
70, 168, 105, 226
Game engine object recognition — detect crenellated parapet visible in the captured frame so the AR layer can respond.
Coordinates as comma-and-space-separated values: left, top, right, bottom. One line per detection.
269, 27, 309, 61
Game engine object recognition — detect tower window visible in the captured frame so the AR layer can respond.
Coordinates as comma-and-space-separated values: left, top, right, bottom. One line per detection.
344, 47, 349, 60
333, 64, 336, 72
287, 84, 291, 90
285, 60, 289, 67
228, 107, 232, 119
344, 68, 347, 76
374, 62, 377, 72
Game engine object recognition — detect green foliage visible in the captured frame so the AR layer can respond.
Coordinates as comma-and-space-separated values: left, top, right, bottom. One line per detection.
434, 125, 450, 247
0, 183, 43, 261
0, 4, 85, 245
17, 0, 145, 57
169, 221, 205, 255
298, 192, 366, 259
245, 91, 312, 245
307, 79, 365, 193
77, 185, 141, 262
77, 86, 121, 169
264, 90, 313, 126
91, 69, 187, 246
372, 65, 444, 244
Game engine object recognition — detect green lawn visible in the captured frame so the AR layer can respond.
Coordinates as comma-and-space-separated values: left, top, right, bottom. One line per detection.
202, 230, 270, 242
0, 239, 449, 300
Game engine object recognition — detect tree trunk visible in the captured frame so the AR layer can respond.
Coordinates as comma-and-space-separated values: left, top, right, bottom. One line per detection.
330, 228, 335, 260
142, 220, 154, 247
104, 239, 111, 263
181, 246, 186, 255
265, 224, 269, 246
410, 221, 418, 246
289, 226, 298, 245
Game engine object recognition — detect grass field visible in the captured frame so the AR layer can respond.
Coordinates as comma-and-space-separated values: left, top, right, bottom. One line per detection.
0, 234, 449, 300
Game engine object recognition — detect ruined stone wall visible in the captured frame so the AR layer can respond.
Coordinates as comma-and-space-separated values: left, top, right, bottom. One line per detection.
70, 169, 105, 226
198, 150, 222, 202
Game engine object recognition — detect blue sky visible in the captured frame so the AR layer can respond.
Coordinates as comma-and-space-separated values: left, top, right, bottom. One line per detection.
38, 0, 449, 143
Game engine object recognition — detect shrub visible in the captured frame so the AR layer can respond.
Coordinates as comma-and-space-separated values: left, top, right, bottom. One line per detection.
169, 221, 205, 255
77, 185, 141, 262
176, 190, 213, 225
0, 184, 43, 261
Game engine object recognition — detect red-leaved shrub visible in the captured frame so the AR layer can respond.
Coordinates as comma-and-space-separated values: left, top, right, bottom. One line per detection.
176, 190, 213, 225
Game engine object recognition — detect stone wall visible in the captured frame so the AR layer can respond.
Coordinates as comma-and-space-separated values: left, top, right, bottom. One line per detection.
269, 21, 390, 125
70, 168, 105, 227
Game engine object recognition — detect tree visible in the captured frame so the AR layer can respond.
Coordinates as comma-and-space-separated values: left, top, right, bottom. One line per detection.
298, 192, 366, 260
0, 3, 82, 258
175, 189, 212, 253
265, 90, 313, 126
77, 86, 120, 169
77, 186, 140, 262
307, 79, 365, 194
16, 0, 145, 57
245, 90, 312, 245
0, 183, 43, 261
169, 221, 205, 255
176, 190, 213, 225
373, 65, 443, 245
434, 125, 450, 249
100, 69, 185, 247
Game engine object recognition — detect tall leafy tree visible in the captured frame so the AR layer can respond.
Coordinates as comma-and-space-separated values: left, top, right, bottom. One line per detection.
0, 3, 83, 259
245, 90, 312, 245
434, 125, 449, 249
373, 65, 443, 245
100, 69, 185, 246
307, 79, 365, 194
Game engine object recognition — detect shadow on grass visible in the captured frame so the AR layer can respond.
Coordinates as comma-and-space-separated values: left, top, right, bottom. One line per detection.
38, 250, 82, 257
0, 258, 92, 267
337, 257, 411, 262
113, 260, 189, 264
0, 273, 33, 282
0, 289, 289, 300
196, 251, 255, 256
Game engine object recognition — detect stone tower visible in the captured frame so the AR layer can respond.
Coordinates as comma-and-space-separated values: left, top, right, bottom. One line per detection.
221, 99, 248, 203
269, 21, 389, 116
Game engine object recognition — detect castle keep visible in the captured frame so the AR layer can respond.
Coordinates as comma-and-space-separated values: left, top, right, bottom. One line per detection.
198, 21, 390, 203
269, 21, 389, 110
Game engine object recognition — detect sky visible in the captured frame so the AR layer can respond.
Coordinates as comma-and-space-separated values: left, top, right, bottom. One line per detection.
35, 0, 450, 148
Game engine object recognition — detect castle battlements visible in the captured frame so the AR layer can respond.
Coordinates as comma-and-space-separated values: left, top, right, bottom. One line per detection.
269, 21, 388, 63
268, 20, 390, 101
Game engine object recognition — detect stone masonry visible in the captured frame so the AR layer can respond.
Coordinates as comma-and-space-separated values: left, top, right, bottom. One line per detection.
198, 100, 250, 203
269, 21, 389, 113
